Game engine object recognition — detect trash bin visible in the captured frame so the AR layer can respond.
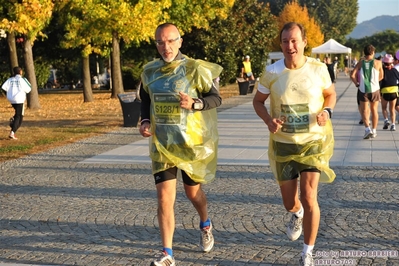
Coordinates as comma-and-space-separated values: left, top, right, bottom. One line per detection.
117, 92, 141, 127
248, 80, 256, 94
237, 78, 249, 95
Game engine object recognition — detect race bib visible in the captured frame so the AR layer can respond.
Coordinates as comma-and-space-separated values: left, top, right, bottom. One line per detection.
153, 93, 181, 125
280, 103, 310, 133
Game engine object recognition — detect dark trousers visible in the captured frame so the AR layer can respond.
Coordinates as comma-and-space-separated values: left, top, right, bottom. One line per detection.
11, 103, 24, 133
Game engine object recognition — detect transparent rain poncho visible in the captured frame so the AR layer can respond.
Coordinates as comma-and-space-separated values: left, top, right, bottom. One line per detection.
260, 58, 336, 185
141, 55, 223, 184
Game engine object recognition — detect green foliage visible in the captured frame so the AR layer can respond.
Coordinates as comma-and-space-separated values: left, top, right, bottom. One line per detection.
34, 59, 52, 89
299, 0, 358, 42
122, 62, 145, 90
345, 30, 399, 55
183, 0, 278, 85
261, 0, 358, 43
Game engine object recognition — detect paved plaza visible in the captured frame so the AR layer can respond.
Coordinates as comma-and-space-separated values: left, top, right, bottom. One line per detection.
1, 76, 399, 266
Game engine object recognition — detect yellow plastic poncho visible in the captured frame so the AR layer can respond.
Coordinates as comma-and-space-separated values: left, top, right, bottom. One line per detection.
260, 58, 335, 185
141, 55, 223, 184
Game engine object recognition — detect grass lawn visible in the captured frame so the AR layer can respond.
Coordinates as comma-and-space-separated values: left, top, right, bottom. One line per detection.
0, 84, 239, 162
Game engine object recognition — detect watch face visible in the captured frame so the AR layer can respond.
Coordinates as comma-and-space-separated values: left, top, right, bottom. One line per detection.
194, 102, 203, 110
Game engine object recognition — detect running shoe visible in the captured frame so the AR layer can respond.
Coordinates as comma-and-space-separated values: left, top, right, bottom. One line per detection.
363, 128, 373, 139
286, 214, 302, 241
383, 120, 390, 129
299, 252, 314, 266
371, 129, 377, 138
150, 251, 175, 266
391, 125, 396, 131
9, 131, 17, 140
200, 223, 214, 252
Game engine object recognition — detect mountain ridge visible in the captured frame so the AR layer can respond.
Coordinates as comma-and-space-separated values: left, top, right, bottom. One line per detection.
348, 15, 399, 39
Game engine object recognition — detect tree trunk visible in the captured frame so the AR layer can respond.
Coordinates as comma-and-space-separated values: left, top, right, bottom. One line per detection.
23, 37, 40, 109
110, 31, 124, 98
7, 32, 19, 75
82, 56, 93, 102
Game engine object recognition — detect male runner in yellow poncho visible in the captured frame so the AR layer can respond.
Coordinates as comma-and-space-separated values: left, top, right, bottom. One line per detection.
253, 22, 336, 266
139, 23, 222, 266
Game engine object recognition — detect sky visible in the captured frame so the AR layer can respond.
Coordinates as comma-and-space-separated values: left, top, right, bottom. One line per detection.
357, 0, 399, 23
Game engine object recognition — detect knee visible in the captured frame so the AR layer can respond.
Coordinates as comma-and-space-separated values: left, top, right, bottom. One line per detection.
185, 187, 204, 203
300, 191, 318, 211
184, 188, 198, 201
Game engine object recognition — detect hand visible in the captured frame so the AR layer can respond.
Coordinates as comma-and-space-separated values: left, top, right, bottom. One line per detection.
179, 91, 194, 110
316, 111, 329, 126
139, 122, 152, 137
266, 118, 284, 134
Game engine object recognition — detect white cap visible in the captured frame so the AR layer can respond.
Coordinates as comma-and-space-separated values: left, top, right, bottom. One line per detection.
245, 55, 250, 59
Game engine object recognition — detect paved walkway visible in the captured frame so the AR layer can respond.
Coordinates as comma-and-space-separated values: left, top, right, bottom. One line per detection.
1, 75, 399, 266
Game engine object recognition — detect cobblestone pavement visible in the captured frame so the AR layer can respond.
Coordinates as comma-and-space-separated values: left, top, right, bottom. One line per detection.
1, 87, 399, 266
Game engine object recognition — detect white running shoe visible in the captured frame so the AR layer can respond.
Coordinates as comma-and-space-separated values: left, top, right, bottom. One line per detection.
286, 214, 303, 241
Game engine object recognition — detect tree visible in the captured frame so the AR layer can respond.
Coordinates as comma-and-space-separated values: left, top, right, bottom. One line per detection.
274, 0, 324, 55
347, 30, 399, 55
59, 0, 235, 100
0, 0, 54, 109
260, 0, 358, 44
183, 0, 278, 84
298, 0, 358, 42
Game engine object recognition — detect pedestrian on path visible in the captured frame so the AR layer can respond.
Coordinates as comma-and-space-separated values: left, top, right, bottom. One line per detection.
241, 55, 255, 81
379, 54, 399, 131
351, 44, 384, 139
394, 51, 399, 123
253, 22, 336, 266
139, 22, 222, 266
1, 66, 31, 140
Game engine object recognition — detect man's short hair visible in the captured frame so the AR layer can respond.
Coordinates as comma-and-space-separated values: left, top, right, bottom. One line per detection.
155, 23, 181, 37
13, 67, 22, 76
363, 45, 375, 56
279, 22, 306, 42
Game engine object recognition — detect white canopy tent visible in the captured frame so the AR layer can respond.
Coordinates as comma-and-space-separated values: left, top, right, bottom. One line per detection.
311, 39, 352, 54
311, 39, 352, 68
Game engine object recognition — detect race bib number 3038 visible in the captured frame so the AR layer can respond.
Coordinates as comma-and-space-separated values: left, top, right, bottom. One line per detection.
280, 103, 309, 133
153, 93, 181, 125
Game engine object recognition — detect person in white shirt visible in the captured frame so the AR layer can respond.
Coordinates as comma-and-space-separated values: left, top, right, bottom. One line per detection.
1, 66, 31, 140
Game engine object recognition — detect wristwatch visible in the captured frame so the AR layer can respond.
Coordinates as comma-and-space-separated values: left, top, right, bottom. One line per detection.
323, 107, 333, 119
192, 98, 204, 110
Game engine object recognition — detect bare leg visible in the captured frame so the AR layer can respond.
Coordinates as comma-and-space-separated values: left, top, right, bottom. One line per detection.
389, 99, 397, 125
370, 101, 379, 131
381, 98, 388, 121
359, 101, 371, 128
184, 183, 209, 222
299, 172, 320, 245
280, 179, 301, 213
156, 179, 177, 249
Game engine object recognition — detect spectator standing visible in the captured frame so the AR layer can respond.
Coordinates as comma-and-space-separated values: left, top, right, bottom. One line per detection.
344, 55, 349, 76
139, 22, 222, 266
380, 54, 399, 130
253, 22, 336, 266
241, 55, 255, 81
350, 45, 384, 139
333, 56, 339, 79
1, 66, 31, 140
325, 57, 336, 83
